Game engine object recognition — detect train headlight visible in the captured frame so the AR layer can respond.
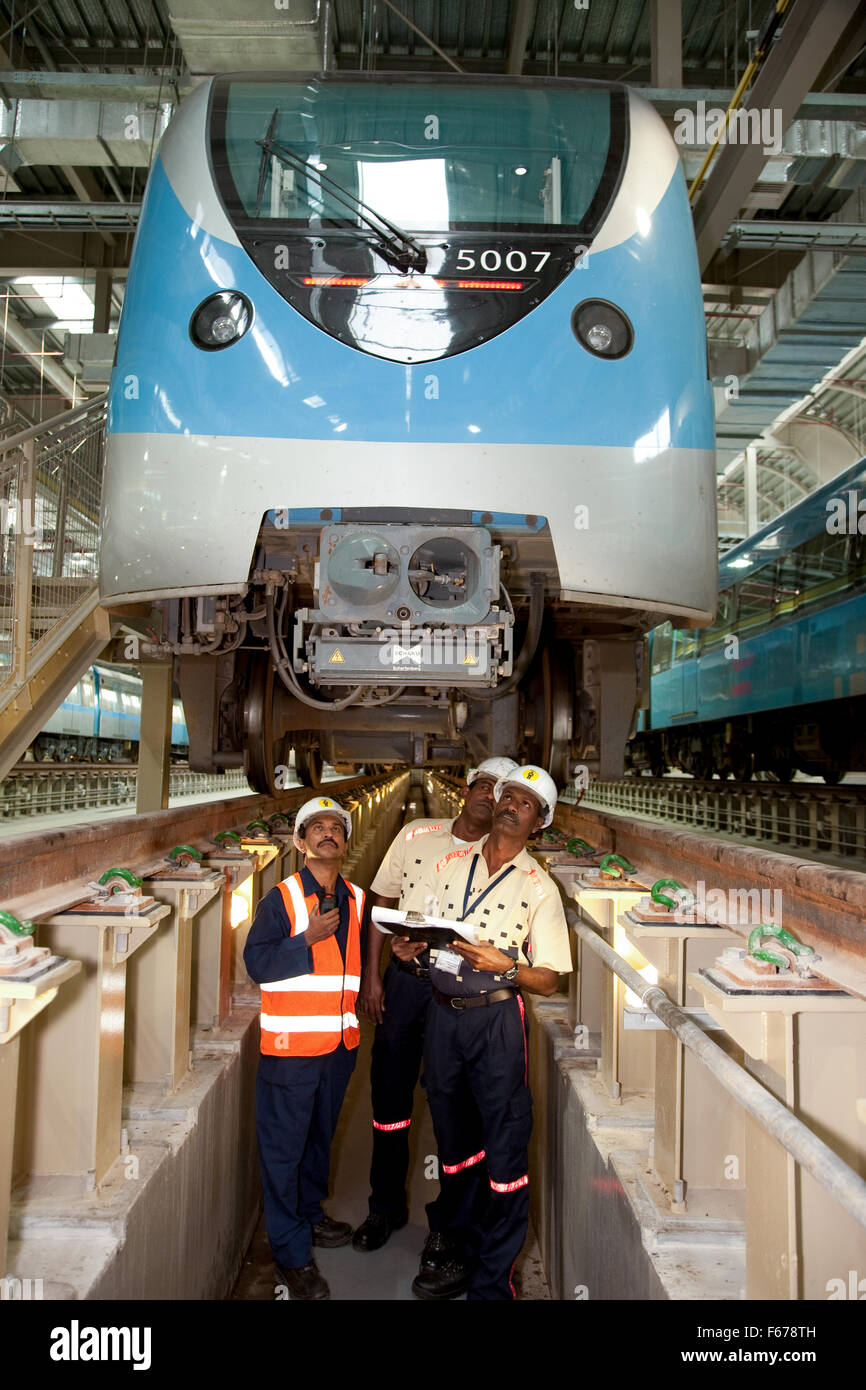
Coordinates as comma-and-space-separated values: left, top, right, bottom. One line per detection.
189, 292, 253, 351
572, 299, 633, 359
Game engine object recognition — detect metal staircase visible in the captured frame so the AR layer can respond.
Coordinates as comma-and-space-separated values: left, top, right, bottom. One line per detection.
0, 395, 111, 781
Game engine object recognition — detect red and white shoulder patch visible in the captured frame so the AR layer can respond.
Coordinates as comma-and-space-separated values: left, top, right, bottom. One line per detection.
403, 822, 444, 842
435, 845, 474, 873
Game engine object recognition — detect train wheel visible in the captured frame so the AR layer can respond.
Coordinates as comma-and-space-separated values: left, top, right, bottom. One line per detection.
295, 744, 324, 788
244, 651, 278, 795
523, 638, 576, 786
728, 750, 753, 781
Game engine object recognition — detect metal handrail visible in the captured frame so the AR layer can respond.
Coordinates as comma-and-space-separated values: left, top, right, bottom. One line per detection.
0, 392, 107, 456
567, 907, 866, 1232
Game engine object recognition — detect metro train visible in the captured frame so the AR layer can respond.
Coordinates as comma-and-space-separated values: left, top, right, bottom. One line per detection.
100, 72, 716, 793
28, 664, 189, 763
628, 458, 866, 783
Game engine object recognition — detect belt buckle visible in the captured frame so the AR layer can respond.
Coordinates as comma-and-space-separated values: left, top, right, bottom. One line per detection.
449, 996, 466, 1010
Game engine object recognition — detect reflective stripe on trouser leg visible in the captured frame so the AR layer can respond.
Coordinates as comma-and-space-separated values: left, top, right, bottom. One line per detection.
462, 996, 533, 1300
423, 1000, 486, 1254
369, 965, 431, 1219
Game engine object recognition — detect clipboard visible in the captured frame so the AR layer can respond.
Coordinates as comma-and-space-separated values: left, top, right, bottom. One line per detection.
371, 906, 478, 949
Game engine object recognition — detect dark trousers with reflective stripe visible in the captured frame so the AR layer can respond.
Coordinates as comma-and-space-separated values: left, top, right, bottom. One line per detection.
369, 962, 432, 1219
256, 1042, 357, 1271
423, 992, 532, 1300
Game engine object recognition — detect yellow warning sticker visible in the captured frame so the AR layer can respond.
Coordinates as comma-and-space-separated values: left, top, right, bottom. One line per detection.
522, 768, 539, 781
329, 649, 345, 663
462, 653, 478, 666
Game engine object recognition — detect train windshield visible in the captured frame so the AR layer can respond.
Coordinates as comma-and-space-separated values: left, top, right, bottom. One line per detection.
210, 78, 624, 236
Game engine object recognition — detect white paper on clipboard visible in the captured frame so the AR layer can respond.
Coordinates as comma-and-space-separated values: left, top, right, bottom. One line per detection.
370, 906, 479, 944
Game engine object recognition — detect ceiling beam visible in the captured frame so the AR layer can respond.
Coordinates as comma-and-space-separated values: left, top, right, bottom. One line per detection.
693, 0, 866, 273
0, 309, 80, 402
0, 229, 131, 276
650, 0, 682, 88
505, 0, 534, 76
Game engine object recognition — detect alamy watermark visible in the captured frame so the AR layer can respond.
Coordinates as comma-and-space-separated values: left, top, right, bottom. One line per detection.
0, 496, 43, 545
673, 100, 783, 157
673, 881, 783, 928
826, 491, 865, 535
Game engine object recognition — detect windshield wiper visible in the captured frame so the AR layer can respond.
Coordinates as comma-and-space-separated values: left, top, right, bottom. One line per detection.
255, 109, 427, 273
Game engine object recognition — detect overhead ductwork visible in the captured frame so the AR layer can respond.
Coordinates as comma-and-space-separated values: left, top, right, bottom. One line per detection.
169, 0, 324, 75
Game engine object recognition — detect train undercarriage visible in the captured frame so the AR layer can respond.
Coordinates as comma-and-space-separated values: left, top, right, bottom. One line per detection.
129, 517, 653, 793
627, 695, 866, 784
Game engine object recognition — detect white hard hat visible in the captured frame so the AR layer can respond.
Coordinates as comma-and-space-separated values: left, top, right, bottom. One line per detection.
493, 764, 558, 829
293, 796, 352, 851
467, 756, 519, 786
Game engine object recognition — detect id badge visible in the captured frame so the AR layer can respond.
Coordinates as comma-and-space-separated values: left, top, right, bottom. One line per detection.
435, 949, 462, 975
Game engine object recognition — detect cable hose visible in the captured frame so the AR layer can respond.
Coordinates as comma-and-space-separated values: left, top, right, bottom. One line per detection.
458, 571, 545, 700
265, 592, 367, 711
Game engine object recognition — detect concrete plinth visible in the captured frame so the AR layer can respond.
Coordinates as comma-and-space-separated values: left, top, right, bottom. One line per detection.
7, 1008, 260, 1300
527, 995, 745, 1302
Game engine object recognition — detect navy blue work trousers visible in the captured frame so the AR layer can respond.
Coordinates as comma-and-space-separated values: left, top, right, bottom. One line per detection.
256, 1042, 356, 1271
368, 962, 432, 1219
423, 991, 532, 1300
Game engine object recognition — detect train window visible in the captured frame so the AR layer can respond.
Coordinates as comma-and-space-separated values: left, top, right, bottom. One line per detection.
211, 80, 624, 236
673, 630, 696, 662
80, 674, 96, 706
651, 622, 673, 674
101, 688, 118, 706
796, 530, 851, 596
773, 554, 800, 611
736, 568, 775, 625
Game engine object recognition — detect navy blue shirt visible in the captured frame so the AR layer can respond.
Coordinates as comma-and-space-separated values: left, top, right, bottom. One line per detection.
244, 865, 365, 985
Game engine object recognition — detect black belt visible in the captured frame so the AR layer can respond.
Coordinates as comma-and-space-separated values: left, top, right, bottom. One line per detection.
395, 958, 430, 981
433, 986, 516, 1010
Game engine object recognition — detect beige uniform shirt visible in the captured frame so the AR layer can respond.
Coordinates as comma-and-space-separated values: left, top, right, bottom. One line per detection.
370, 817, 474, 922
425, 834, 573, 996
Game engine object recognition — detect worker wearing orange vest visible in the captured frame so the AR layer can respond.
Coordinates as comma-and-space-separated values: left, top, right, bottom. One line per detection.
244, 795, 367, 1300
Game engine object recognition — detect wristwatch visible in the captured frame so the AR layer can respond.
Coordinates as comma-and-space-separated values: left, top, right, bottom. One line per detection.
502, 962, 519, 982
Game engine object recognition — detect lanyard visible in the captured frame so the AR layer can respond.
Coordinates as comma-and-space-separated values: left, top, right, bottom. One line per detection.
461, 854, 516, 921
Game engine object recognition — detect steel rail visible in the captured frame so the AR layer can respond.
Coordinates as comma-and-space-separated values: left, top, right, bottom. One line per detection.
567, 907, 866, 1233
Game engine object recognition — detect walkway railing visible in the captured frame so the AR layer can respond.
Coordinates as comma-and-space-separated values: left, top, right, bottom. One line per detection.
0, 394, 107, 713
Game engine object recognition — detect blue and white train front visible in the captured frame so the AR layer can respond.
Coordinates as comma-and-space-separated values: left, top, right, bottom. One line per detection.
100, 74, 716, 789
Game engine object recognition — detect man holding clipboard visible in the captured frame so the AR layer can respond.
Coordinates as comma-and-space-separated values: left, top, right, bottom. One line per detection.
397, 765, 572, 1301
353, 756, 518, 1260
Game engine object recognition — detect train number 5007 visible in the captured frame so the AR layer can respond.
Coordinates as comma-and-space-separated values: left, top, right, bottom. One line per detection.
455, 249, 551, 272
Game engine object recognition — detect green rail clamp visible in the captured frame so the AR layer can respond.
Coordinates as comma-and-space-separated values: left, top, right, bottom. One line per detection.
567, 838, 594, 855
246, 821, 270, 836
0, 909, 35, 937
97, 867, 143, 894
747, 924, 817, 972
651, 878, 695, 910
268, 812, 292, 830
599, 853, 636, 879
168, 844, 203, 867
214, 830, 242, 849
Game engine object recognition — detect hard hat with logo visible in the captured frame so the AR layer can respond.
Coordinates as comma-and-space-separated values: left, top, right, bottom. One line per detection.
466, 756, 519, 786
493, 764, 558, 828
293, 796, 352, 851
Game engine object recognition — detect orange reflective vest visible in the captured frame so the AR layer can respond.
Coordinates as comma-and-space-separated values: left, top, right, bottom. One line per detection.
259, 873, 365, 1058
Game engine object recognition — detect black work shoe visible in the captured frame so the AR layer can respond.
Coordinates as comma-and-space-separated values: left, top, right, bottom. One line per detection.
277, 1260, 330, 1300
412, 1260, 470, 1301
419, 1230, 455, 1272
312, 1214, 353, 1247
352, 1212, 408, 1252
